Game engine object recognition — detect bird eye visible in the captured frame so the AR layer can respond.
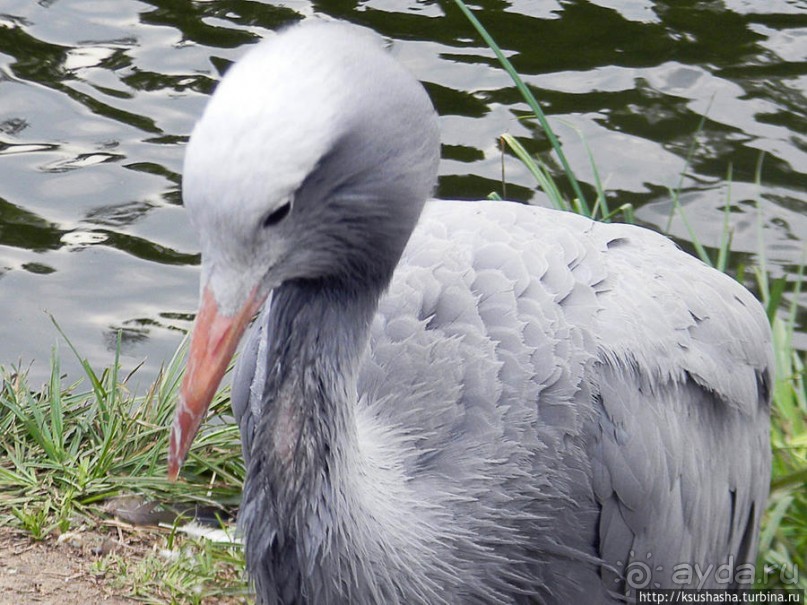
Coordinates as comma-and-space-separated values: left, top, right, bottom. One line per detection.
262, 199, 292, 228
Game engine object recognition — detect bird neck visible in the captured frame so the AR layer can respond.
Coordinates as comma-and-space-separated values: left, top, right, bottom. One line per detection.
240, 276, 380, 592
255, 275, 375, 483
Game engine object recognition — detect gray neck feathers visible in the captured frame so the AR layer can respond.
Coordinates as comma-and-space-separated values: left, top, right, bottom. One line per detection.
239, 278, 371, 602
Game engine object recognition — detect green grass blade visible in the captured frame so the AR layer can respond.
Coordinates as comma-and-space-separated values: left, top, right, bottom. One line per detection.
501, 134, 568, 211
665, 100, 712, 233
715, 164, 734, 273
757, 493, 793, 555
47, 347, 65, 459
671, 191, 713, 266
453, 0, 589, 214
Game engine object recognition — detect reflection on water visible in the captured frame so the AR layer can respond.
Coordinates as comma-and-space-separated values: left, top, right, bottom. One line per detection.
0, 0, 804, 386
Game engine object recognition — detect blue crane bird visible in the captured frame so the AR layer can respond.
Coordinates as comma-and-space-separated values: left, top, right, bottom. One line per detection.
168, 20, 772, 605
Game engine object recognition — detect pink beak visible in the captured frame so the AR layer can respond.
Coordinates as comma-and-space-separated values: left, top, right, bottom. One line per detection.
168, 284, 264, 480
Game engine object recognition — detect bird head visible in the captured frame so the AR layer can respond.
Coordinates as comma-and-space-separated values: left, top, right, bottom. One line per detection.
168, 20, 440, 478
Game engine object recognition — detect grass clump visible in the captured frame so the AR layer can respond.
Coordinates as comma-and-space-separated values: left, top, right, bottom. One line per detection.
92, 531, 248, 604
758, 260, 807, 589
0, 327, 249, 601
0, 329, 242, 531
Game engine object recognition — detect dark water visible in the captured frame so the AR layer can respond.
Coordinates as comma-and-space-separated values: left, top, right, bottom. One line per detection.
0, 0, 804, 388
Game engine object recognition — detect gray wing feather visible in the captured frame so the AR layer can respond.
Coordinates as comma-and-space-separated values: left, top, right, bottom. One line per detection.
586, 220, 771, 592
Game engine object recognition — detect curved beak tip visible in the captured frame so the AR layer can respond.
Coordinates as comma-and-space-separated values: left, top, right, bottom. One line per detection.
167, 394, 205, 480
167, 422, 183, 481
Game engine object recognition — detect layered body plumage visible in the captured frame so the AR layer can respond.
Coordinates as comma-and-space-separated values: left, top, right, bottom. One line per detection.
170, 20, 773, 605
